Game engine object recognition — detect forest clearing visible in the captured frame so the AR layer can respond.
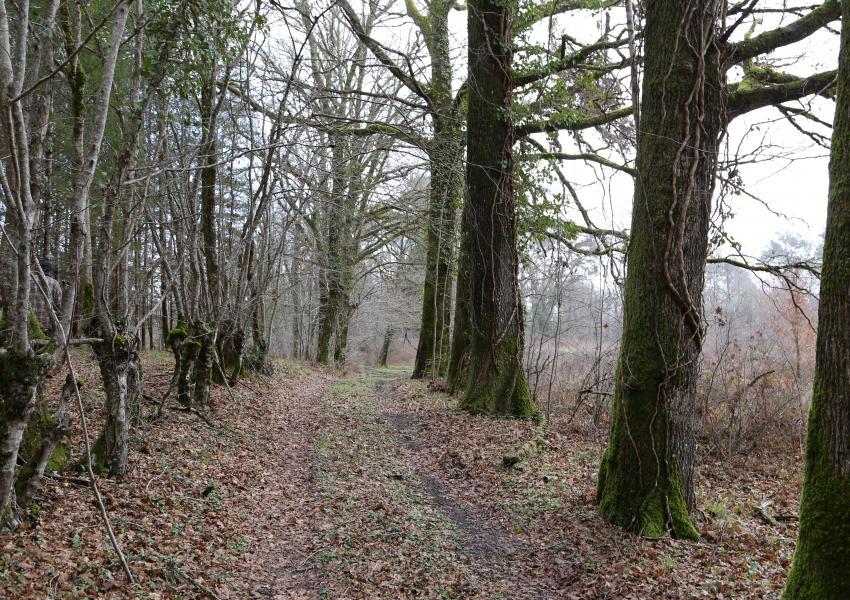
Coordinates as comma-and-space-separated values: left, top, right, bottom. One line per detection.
2, 352, 805, 598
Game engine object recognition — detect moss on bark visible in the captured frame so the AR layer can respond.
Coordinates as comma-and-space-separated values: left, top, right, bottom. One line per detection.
596, 354, 699, 540
783, 380, 850, 598
595, 0, 728, 539
783, 3, 850, 593
459, 0, 536, 418
18, 398, 69, 483
459, 334, 536, 418
0, 350, 50, 522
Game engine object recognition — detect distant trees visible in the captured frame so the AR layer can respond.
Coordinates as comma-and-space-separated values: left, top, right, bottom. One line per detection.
784, 0, 850, 595
336, 0, 463, 378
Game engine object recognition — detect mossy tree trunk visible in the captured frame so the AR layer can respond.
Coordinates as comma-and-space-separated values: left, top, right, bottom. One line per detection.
92, 334, 141, 479
459, 0, 535, 418
412, 115, 463, 378
316, 136, 347, 366
192, 323, 215, 408
783, 3, 850, 596
315, 283, 336, 365
196, 73, 220, 396
18, 374, 73, 501
596, 0, 726, 540
378, 327, 394, 367
217, 321, 245, 384
199, 72, 221, 319
248, 300, 271, 374
413, 119, 462, 379
0, 351, 50, 525
333, 299, 354, 366
88, 6, 177, 478
177, 333, 201, 408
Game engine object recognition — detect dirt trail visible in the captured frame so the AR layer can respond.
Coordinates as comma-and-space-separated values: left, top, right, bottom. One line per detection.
233, 367, 561, 599
232, 369, 335, 599
6, 357, 800, 599
377, 377, 525, 563
371, 372, 561, 598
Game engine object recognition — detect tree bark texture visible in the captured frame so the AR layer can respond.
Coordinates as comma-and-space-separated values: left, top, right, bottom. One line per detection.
459, 0, 535, 417
784, 2, 850, 596
412, 0, 464, 378
596, 0, 726, 540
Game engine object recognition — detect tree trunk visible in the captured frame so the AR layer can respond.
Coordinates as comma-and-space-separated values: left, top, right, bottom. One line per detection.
316, 139, 346, 365
199, 75, 221, 316
19, 374, 73, 501
784, 2, 850, 595
412, 124, 462, 378
378, 327, 394, 367
0, 352, 49, 524
411, 1, 463, 380
333, 301, 353, 366
177, 337, 200, 408
249, 300, 271, 374
459, 0, 535, 417
447, 200, 472, 393
596, 0, 725, 540
92, 335, 140, 479
315, 288, 337, 365
192, 323, 214, 409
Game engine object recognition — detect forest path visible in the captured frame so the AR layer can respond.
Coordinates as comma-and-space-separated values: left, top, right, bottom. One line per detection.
372, 372, 560, 598
243, 366, 562, 599
7, 356, 800, 599
377, 375, 521, 562
231, 365, 338, 599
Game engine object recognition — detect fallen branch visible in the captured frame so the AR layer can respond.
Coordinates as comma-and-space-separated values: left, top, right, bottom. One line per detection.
171, 406, 216, 429
31, 337, 103, 348
213, 353, 237, 403
45, 472, 92, 487
754, 500, 778, 526
503, 413, 549, 468
294, 548, 323, 572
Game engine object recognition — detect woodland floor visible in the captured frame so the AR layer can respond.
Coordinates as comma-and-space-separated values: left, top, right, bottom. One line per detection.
2, 352, 804, 599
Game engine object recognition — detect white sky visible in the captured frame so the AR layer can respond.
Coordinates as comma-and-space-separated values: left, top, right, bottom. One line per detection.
361, 1, 840, 256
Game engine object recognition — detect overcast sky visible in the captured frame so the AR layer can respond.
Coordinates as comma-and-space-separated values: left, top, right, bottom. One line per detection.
365, 1, 839, 257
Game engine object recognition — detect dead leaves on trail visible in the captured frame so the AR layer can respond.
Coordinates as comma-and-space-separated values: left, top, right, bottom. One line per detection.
375, 377, 803, 599
1, 352, 330, 599
2, 360, 803, 598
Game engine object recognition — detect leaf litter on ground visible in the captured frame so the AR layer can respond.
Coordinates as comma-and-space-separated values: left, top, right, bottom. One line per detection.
1, 357, 803, 599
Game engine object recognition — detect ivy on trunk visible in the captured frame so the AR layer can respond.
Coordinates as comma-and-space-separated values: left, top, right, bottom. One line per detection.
596, 0, 727, 540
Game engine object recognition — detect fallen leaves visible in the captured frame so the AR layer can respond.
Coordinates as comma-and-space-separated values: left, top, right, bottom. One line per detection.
1, 360, 804, 598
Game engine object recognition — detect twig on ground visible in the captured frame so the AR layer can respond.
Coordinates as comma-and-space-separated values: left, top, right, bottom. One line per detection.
172, 406, 216, 428
294, 548, 323, 572
45, 472, 92, 487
